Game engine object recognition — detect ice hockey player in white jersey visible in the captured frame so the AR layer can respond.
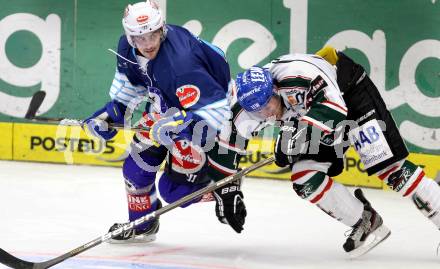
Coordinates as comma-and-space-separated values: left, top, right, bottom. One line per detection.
230, 47, 440, 257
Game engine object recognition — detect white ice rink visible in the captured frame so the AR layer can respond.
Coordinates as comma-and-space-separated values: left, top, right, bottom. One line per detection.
0, 160, 439, 269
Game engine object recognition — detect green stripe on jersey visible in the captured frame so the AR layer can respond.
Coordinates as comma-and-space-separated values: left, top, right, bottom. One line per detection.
305, 102, 347, 128
207, 142, 239, 181
310, 91, 326, 103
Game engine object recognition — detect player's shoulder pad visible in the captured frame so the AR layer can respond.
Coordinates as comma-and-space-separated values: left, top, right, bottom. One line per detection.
117, 35, 131, 56
164, 24, 195, 51
163, 25, 199, 70
115, 35, 136, 71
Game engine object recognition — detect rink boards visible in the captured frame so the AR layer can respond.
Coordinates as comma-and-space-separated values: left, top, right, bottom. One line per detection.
1, 122, 439, 188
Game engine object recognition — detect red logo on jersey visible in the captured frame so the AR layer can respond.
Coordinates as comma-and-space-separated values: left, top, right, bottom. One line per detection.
127, 194, 151, 212
171, 139, 206, 174
176, 85, 200, 108
137, 112, 161, 139
136, 15, 149, 24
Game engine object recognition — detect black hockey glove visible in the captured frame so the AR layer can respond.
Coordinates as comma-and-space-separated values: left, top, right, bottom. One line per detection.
274, 119, 308, 167
213, 179, 247, 233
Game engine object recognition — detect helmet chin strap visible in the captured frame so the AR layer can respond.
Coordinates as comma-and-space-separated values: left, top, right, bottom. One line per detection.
107, 48, 139, 65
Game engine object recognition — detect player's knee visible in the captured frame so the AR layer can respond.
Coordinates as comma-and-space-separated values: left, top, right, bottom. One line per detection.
158, 190, 194, 208
158, 186, 194, 208
157, 177, 176, 205
291, 170, 332, 203
158, 172, 203, 208
123, 162, 157, 207
122, 154, 161, 189
380, 160, 424, 197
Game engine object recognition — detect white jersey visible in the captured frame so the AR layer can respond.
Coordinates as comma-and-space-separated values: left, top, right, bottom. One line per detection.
269, 53, 342, 116
231, 53, 348, 140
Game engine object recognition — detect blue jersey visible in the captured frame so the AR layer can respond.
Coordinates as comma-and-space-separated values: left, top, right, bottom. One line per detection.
109, 24, 231, 131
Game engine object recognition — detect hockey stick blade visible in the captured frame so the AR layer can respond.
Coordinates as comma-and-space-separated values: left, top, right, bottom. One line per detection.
23, 90, 148, 132
22, 91, 147, 131
25, 116, 151, 132
0, 249, 35, 269
0, 157, 274, 269
25, 91, 46, 119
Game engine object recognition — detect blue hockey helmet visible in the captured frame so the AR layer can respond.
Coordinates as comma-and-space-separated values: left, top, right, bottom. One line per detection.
236, 67, 273, 112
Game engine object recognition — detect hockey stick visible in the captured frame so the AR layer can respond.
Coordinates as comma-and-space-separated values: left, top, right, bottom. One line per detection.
0, 156, 275, 269
24, 91, 150, 132
24, 91, 46, 119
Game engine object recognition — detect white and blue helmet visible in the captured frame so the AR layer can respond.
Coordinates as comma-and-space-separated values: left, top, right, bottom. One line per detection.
236, 66, 273, 112
122, 1, 166, 47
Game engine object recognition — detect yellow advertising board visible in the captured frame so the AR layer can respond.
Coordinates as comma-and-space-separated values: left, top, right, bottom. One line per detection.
9, 123, 440, 189
13, 123, 133, 166
0, 122, 13, 160
406, 152, 440, 179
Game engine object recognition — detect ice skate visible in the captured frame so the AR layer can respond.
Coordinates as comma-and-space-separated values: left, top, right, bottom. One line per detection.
343, 189, 391, 258
108, 201, 161, 244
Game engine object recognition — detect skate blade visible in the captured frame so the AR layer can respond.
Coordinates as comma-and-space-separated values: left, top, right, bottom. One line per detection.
108, 234, 156, 244
348, 224, 391, 259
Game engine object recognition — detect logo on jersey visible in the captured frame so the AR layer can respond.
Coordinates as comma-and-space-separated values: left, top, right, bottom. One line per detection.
136, 15, 149, 24
171, 139, 206, 174
280, 125, 296, 133
176, 85, 200, 108
309, 75, 327, 97
281, 89, 306, 107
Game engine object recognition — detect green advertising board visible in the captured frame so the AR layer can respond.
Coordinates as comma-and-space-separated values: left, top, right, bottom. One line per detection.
1, 0, 440, 155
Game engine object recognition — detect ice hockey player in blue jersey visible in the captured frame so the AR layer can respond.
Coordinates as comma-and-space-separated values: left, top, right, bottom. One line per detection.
83, 0, 246, 243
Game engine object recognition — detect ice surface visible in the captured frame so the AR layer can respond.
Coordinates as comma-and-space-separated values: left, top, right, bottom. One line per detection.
0, 160, 439, 269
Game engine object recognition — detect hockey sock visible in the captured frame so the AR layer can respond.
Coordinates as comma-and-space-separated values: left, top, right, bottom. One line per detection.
316, 180, 364, 227
411, 177, 440, 228
291, 167, 363, 227
379, 159, 440, 228
126, 185, 159, 231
